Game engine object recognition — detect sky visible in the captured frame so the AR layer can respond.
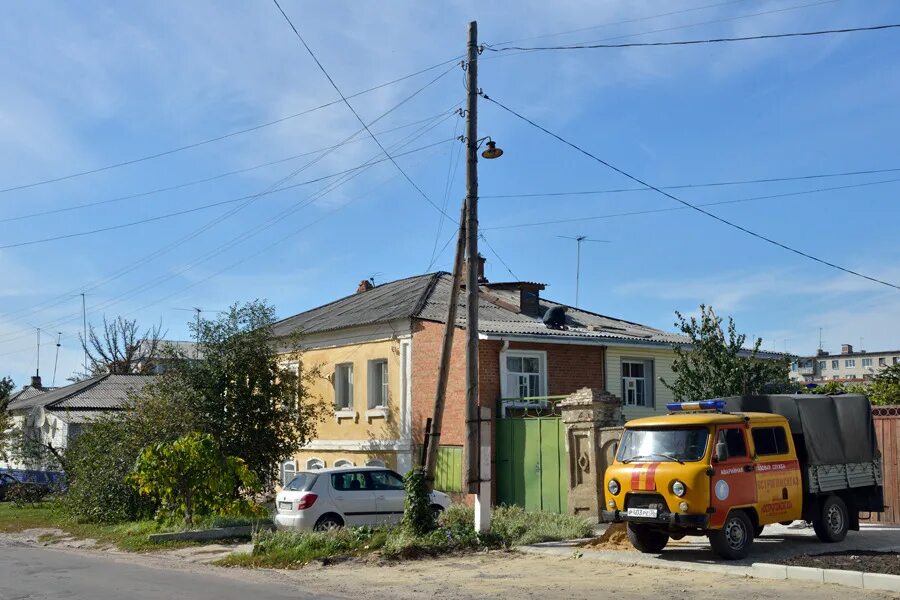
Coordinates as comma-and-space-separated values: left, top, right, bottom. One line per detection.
2, 0, 900, 388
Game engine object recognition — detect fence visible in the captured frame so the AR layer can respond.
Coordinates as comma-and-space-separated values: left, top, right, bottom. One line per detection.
495, 416, 568, 513
864, 406, 900, 524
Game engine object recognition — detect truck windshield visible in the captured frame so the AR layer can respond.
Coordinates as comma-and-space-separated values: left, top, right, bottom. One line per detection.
617, 427, 710, 463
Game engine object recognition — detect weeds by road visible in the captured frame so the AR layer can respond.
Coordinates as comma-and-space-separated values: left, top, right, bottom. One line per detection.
219, 505, 593, 569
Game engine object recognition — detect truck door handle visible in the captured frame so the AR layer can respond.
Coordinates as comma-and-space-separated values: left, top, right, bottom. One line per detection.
743, 465, 754, 472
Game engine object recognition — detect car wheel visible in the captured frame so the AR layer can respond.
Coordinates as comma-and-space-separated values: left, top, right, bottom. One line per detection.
709, 510, 754, 560
626, 523, 669, 553
813, 495, 848, 543
314, 514, 344, 531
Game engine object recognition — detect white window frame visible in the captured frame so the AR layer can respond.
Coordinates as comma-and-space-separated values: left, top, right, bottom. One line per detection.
367, 359, 389, 410
499, 349, 548, 417
305, 457, 325, 470
862, 358, 873, 367
621, 358, 655, 408
282, 460, 297, 487
334, 363, 354, 412
818, 361, 827, 370
831, 359, 839, 369
845, 359, 856, 368
333, 459, 354, 468
365, 459, 387, 468
500, 349, 547, 399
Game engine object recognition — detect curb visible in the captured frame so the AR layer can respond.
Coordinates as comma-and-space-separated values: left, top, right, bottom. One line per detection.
148, 524, 273, 543
751, 562, 900, 592
519, 543, 900, 592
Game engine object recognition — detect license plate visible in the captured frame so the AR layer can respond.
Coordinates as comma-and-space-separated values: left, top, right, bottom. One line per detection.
278, 501, 293, 511
627, 508, 658, 518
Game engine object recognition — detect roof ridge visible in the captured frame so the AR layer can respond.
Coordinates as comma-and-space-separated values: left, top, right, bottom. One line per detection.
45, 373, 109, 410
273, 271, 449, 331
541, 295, 670, 333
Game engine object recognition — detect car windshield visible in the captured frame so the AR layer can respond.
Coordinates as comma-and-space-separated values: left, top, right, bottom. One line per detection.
284, 473, 317, 492
617, 427, 710, 463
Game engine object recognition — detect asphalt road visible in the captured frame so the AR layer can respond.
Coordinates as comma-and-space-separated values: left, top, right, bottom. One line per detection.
0, 543, 338, 600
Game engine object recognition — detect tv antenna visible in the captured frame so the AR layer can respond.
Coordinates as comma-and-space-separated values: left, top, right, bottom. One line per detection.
556, 235, 610, 308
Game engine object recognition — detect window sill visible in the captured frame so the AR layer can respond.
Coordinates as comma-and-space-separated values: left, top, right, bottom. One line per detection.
335, 409, 358, 424
365, 407, 389, 423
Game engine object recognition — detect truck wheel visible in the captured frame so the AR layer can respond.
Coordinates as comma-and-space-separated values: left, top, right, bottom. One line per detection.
708, 510, 754, 560
626, 523, 669, 553
813, 495, 848, 543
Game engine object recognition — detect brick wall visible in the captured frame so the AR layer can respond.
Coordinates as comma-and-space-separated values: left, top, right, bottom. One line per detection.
411, 319, 607, 447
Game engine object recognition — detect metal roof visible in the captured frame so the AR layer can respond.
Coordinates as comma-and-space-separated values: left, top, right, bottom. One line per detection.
7, 374, 156, 413
6, 386, 50, 407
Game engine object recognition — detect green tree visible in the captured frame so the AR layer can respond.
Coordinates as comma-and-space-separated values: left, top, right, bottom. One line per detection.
401, 467, 434, 535
661, 305, 790, 401
0, 376, 15, 462
63, 386, 197, 523
130, 432, 261, 526
868, 363, 900, 406
165, 300, 324, 490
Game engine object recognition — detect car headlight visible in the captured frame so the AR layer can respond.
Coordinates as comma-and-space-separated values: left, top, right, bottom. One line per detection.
607, 479, 620, 495
672, 480, 686, 497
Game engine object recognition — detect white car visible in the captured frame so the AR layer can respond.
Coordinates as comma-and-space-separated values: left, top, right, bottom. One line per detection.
274, 466, 452, 531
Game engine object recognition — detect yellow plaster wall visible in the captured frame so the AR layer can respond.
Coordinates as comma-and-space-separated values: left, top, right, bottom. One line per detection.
605, 345, 676, 421
291, 450, 399, 471
283, 338, 403, 443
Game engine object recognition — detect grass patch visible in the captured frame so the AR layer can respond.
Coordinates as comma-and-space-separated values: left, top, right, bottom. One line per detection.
0, 501, 269, 552
220, 504, 593, 569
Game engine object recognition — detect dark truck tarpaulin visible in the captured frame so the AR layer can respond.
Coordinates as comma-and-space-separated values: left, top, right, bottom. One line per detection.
721, 394, 878, 465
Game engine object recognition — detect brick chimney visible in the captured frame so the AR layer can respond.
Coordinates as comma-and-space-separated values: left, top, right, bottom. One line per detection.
31, 374, 42, 389
841, 343, 854, 355
461, 254, 487, 284
356, 279, 374, 294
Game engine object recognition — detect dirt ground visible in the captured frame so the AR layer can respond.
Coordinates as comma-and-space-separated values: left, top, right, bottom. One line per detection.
4, 530, 897, 600
780, 550, 900, 575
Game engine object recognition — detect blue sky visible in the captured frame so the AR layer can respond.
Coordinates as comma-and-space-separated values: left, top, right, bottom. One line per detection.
2, 0, 900, 387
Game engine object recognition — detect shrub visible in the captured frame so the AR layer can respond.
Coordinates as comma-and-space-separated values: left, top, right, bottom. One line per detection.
129, 432, 262, 527
401, 468, 433, 535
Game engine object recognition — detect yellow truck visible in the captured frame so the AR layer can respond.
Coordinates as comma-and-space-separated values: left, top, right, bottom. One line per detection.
601, 395, 884, 559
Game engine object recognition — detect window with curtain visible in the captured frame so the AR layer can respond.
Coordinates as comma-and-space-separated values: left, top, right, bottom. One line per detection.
367, 359, 388, 409
622, 359, 654, 407
334, 363, 353, 410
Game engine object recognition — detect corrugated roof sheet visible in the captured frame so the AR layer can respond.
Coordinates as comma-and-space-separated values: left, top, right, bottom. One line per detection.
6, 386, 50, 407
271, 273, 440, 337
7, 374, 156, 412
271, 272, 788, 358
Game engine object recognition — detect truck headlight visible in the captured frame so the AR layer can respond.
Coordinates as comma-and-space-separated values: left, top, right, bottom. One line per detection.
679, 501, 689, 512
672, 480, 686, 497
607, 479, 620, 495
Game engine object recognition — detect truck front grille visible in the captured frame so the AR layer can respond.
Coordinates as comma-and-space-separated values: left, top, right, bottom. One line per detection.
626, 493, 668, 513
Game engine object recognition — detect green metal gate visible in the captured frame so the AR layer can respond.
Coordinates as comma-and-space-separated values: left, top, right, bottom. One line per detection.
496, 417, 568, 513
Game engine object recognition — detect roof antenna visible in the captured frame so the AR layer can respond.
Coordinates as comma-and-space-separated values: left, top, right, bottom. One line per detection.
556, 235, 610, 308
368, 272, 383, 287
52, 332, 62, 387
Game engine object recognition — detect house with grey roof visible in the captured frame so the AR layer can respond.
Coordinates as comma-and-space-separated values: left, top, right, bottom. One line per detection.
271, 261, 717, 491
1, 373, 155, 480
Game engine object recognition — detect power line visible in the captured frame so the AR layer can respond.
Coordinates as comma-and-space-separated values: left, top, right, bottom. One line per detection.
479, 233, 518, 280
483, 176, 900, 230
485, 23, 900, 52
488, 0, 751, 46
0, 138, 454, 250
0, 55, 462, 195
271, 0, 457, 223
481, 167, 900, 199
0, 108, 460, 223
0, 68, 458, 342
482, 93, 900, 291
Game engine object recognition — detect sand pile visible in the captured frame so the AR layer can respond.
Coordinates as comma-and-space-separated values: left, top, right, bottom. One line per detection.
581, 523, 634, 551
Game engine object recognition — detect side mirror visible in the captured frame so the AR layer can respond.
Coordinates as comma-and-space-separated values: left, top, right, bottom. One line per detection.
715, 441, 728, 463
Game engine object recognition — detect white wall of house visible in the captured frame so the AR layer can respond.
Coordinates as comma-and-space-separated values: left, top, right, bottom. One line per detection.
0, 409, 68, 472
605, 344, 676, 421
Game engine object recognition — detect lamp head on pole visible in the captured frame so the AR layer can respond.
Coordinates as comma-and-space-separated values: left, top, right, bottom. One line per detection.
481, 139, 503, 159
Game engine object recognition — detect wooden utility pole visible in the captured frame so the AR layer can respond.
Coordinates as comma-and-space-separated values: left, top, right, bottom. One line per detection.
423, 201, 467, 491
463, 20, 491, 532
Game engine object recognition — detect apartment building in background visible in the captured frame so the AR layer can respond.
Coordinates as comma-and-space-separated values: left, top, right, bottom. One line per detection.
790, 343, 900, 384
